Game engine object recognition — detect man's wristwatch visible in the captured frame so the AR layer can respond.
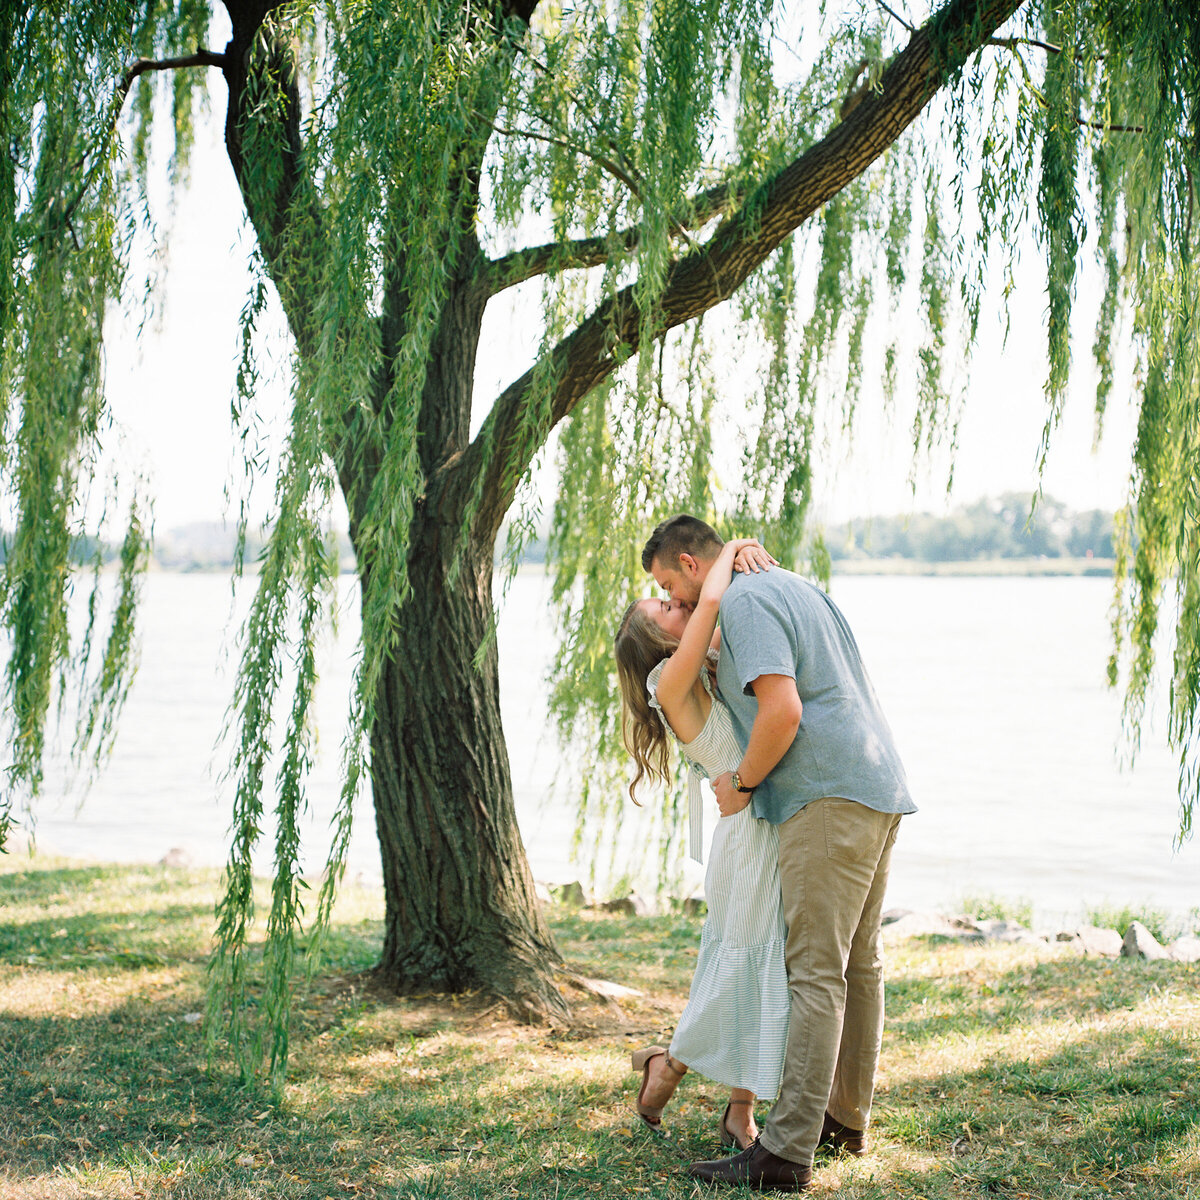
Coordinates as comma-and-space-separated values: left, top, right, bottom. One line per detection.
730, 770, 755, 794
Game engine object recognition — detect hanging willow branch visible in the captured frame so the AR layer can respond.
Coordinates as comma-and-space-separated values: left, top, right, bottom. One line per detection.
60, 47, 227, 226
487, 119, 646, 202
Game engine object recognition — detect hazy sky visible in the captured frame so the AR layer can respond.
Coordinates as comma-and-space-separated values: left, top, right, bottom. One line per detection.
103, 92, 1140, 535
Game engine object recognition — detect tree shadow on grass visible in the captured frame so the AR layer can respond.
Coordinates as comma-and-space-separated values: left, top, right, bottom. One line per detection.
0, 907, 664, 1197
0, 983, 642, 1199
0, 866, 696, 1197
3, 973, 1198, 1199
0, 906, 213, 971
0, 863, 221, 973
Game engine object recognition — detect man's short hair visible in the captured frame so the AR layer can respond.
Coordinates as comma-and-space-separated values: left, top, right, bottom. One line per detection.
641, 514, 724, 571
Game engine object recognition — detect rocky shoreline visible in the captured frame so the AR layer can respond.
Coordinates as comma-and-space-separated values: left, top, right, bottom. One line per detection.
537, 878, 1200, 964
876, 908, 1200, 962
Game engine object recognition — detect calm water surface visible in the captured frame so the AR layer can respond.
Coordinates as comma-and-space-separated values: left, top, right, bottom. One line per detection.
27, 569, 1199, 928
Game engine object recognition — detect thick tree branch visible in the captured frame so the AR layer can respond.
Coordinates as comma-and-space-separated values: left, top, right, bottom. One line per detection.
462, 0, 1026, 537
487, 231, 636, 291
483, 181, 739, 293
380, 1, 545, 495
219, 0, 379, 506
221, 1, 320, 350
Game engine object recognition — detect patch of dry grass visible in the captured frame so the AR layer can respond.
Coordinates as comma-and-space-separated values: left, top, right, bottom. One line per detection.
1, 853, 1197, 1198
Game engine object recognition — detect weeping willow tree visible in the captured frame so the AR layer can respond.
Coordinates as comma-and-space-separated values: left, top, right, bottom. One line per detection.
4, 0, 1200, 1082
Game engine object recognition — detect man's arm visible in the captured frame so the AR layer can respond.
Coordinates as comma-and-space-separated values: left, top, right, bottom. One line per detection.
713, 673, 802, 815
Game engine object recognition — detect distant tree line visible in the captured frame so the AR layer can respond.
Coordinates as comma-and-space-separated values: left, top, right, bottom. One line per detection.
826, 494, 1115, 563
0, 496, 1110, 573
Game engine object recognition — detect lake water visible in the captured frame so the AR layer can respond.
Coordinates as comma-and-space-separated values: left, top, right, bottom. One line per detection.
22, 569, 1200, 930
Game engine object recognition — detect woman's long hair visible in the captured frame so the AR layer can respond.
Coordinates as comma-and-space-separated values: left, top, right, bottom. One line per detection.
614, 600, 680, 804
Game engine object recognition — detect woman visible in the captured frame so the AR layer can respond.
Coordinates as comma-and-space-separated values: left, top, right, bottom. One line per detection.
614, 537, 789, 1151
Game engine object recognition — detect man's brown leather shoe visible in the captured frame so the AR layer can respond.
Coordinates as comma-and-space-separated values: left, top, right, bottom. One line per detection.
817, 1111, 867, 1156
687, 1140, 812, 1192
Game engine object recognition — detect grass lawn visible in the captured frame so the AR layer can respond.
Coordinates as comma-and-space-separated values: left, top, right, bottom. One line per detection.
1, 854, 1197, 1199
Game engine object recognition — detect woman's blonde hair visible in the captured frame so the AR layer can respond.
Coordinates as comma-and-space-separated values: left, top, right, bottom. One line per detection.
614, 599, 679, 804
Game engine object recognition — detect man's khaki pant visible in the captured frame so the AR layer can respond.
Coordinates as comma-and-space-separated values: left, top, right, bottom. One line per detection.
759, 798, 902, 1165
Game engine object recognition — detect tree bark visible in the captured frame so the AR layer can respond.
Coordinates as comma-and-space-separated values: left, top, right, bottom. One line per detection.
361, 516, 566, 1020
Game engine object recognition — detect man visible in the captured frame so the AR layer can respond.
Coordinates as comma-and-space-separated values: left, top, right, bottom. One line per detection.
642, 514, 916, 1192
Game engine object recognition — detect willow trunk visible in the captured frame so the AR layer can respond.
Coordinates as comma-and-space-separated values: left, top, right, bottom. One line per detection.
343, 475, 568, 1023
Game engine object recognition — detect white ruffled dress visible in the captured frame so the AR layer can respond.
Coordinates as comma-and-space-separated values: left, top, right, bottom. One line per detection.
646, 661, 790, 1099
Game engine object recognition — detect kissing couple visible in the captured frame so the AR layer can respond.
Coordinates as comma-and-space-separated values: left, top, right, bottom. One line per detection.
615, 515, 916, 1192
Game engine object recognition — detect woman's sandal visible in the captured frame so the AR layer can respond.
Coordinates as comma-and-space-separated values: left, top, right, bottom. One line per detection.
719, 1098, 757, 1151
630, 1045, 687, 1131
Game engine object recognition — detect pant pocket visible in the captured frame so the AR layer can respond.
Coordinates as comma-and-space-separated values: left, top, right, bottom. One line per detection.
821, 798, 877, 865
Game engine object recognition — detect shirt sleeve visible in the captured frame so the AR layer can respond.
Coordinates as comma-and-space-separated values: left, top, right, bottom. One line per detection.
721, 584, 800, 695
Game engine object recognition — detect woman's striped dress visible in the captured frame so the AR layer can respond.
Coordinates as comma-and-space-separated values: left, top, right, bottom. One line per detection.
647, 661, 789, 1099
